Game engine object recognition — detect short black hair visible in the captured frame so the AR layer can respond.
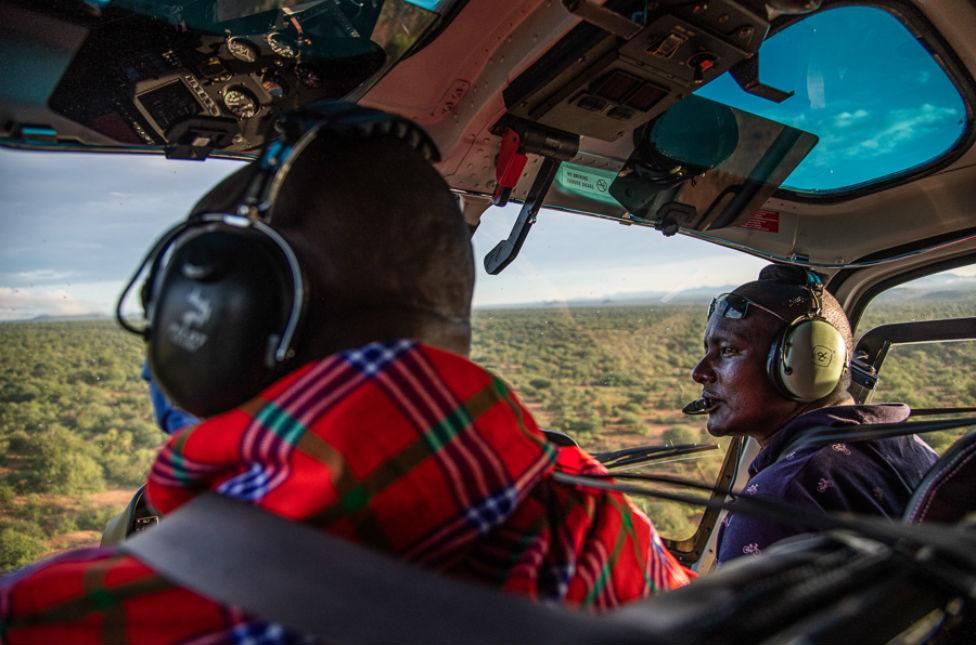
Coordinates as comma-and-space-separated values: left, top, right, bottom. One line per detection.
270, 133, 474, 322
188, 130, 475, 359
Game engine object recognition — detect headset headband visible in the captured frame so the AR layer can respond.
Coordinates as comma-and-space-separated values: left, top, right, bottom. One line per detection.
804, 271, 825, 319
117, 101, 440, 337
114, 103, 443, 417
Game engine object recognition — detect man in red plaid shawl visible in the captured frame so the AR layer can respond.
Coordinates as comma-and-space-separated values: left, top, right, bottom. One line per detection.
1, 110, 692, 644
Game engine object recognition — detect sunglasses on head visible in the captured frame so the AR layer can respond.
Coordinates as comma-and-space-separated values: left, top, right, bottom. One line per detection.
707, 293, 787, 322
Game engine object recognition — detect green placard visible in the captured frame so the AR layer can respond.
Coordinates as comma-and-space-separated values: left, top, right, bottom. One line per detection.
554, 163, 621, 206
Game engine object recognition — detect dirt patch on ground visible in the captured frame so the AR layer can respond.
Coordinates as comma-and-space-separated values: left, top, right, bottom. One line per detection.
46, 530, 101, 551
89, 489, 136, 507
13, 488, 134, 511
13, 489, 134, 563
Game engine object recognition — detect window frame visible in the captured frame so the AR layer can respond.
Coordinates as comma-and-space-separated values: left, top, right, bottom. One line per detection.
661, 435, 746, 566
843, 252, 976, 333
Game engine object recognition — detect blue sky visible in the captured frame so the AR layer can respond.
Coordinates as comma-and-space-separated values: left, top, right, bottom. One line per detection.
0, 149, 768, 319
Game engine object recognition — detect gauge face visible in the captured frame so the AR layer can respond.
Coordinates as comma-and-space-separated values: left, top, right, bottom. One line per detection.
266, 32, 298, 58
295, 63, 322, 89
222, 87, 259, 119
227, 37, 259, 63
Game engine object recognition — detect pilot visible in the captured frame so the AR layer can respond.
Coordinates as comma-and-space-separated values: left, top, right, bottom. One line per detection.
1, 105, 692, 643
691, 264, 938, 564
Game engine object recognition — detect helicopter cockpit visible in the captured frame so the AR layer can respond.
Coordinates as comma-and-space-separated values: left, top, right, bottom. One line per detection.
1, 0, 975, 642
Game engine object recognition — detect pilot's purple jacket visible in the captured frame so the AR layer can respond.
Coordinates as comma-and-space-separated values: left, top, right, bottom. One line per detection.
716, 404, 937, 564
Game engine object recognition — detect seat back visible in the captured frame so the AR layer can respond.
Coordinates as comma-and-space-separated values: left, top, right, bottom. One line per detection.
904, 431, 976, 523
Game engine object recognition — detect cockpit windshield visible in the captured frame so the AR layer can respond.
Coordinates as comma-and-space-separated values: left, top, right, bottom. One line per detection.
2, 0, 975, 584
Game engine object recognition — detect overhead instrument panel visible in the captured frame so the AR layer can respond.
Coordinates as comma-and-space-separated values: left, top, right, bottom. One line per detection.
1, 0, 444, 158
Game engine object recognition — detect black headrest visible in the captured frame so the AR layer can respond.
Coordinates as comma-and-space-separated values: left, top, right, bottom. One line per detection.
904, 431, 976, 523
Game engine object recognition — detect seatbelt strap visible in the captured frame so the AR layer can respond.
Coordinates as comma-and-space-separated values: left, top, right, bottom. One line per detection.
120, 493, 650, 645
779, 416, 976, 458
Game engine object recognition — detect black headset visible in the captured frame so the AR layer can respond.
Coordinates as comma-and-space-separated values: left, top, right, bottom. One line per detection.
765, 272, 849, 403
117, 102, 439, 418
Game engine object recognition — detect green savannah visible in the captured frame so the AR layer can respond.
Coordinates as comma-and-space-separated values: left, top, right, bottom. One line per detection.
1, 300, 973, 573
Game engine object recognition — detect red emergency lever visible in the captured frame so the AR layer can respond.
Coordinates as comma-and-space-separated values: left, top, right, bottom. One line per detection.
493, 128, 528, 207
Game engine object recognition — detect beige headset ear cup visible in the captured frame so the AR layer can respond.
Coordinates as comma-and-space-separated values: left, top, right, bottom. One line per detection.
768, 318, 848, 402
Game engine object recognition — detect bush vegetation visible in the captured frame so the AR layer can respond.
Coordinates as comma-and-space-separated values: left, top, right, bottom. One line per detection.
0, 300, 973, 573
0, 321, 161, 572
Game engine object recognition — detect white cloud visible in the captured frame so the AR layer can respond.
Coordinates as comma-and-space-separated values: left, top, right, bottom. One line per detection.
0, 287, 104, 321
470, 204, 771, 307
947, 265, 976, 278
833, 109, 869, 128
841, 104, 960, 159
0, 279, 126, 321
791, 100, 963, 185
6, 269, 79, 284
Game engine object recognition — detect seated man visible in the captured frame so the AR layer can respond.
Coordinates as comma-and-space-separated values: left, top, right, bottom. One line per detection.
1, 106, 691, 643
691, 264, 937, 564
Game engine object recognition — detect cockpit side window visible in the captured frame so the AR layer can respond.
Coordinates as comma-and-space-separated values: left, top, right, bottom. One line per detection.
854, 265, 976, 454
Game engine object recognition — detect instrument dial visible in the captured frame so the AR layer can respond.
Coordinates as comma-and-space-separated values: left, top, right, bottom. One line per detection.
222, 86, 259, 119
267, 32, 298, 58
227, 37, 259, 63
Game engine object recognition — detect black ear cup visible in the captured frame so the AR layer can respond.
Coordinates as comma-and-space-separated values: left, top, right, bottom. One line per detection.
147, 225, 297, 417
767, 317, 848, 402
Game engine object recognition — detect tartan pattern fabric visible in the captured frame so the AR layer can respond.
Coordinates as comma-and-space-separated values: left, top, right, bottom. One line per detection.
1, 341, 693, 643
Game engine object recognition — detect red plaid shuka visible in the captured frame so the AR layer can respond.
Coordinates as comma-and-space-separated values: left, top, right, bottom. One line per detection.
1, 341, 693, 644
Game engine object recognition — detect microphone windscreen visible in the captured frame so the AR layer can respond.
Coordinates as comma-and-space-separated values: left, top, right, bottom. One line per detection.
682, 398, 709, 415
